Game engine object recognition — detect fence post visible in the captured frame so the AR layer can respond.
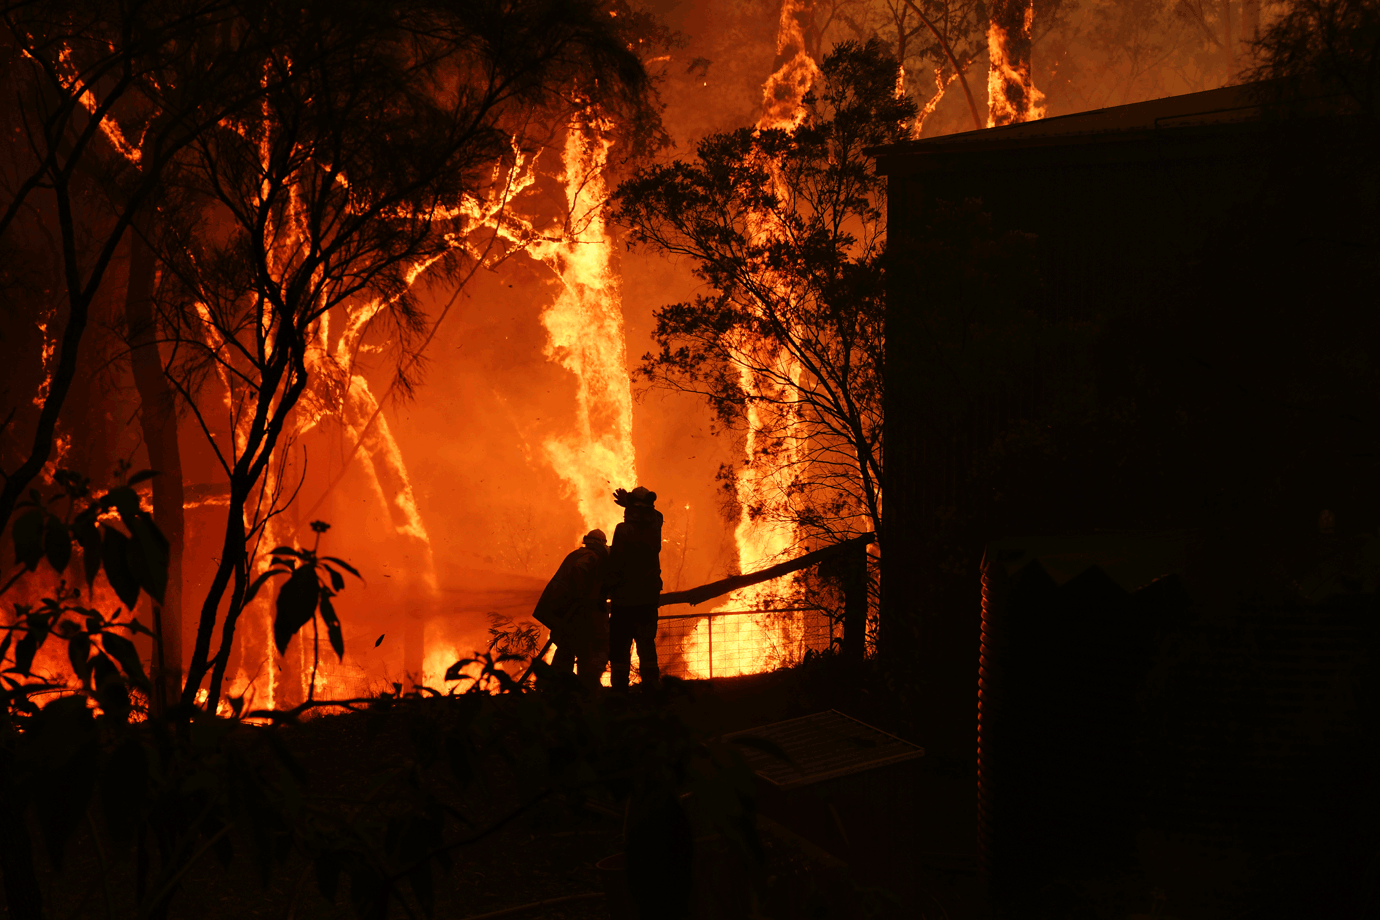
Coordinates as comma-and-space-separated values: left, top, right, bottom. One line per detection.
708, 614, 713, 679
842, 539, 868, 664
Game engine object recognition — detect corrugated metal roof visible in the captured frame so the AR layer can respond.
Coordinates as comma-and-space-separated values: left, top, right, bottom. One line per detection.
725, 709, 924, 789
867, 84, 1312, 169
871, 81, 1347, 163
916, 84, 1259, 146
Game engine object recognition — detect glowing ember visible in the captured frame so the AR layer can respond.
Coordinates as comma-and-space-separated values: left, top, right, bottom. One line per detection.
32, 318, 54, 408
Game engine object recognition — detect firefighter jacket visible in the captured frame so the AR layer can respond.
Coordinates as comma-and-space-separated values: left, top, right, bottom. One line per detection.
532, 543, 609, 631
606, 504, 663, 606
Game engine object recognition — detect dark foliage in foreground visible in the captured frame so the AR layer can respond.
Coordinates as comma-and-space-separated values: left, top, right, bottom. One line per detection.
1, 480, 766, 920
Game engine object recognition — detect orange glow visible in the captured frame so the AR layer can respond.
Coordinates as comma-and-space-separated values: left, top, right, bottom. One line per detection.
760, 0, 822, 131
986, 3, 1047, 127
33, 318, 54, 408
917, 66, 960, 133
531, 109, 639, 541
697, 0, 823, 674
51, 45, 144, 165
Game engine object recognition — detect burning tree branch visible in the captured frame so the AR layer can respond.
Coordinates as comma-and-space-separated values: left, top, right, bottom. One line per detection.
132, 0, 656, 710
900, 0, 984, 129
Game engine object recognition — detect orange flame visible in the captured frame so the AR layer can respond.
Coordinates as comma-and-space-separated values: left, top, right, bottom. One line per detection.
694, 0, 824, 674
986, 1, 1047, 127
915, 65, 961, 135
531, 110, 639, 541
760, 0, 823, 131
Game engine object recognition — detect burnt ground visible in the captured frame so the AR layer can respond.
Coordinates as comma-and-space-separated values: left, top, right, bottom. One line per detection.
9, 662, 982, 920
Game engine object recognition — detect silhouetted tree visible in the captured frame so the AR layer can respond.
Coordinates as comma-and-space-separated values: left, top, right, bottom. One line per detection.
614, 39, 913, 592
0, 0, 292, 541
1, 0, 658, 713
148, 0, 653, 709
1248, 0, 1380, 126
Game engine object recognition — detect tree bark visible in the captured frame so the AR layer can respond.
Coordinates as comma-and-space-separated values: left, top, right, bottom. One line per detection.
841, 539, 868, 664
125, 215, 186, 712
986, 0, 1045, 126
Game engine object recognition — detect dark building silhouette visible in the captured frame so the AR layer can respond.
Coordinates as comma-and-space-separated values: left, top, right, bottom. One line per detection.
874, 85, 1380, 916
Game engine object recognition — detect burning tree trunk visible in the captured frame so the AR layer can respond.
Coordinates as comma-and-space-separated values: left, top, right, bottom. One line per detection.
614, 42, 904, 669
536, 109, 640, 540
340, 377, 436, 679
124, 216, 185, 710
986, 0, 1046, 126
762, 0, 822, 131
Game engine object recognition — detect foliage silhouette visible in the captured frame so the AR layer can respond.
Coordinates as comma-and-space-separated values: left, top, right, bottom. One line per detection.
1, 478, 764, 920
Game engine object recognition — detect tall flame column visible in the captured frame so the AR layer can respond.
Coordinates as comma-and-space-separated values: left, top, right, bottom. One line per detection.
987, 0, 1047, 126
537, 110, 639, 540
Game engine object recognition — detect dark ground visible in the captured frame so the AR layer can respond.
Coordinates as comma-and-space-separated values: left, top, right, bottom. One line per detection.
6, 660, 986, 920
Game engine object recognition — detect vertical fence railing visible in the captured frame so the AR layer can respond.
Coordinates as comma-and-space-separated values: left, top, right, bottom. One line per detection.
646, 607, 836, 680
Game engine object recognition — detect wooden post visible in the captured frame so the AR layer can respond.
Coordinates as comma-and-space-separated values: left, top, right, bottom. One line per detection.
842, 540, 868, 664
708, 614, 714, 679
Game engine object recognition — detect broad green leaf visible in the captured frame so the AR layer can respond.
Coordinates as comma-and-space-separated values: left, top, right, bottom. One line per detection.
273, 566, 318, 655
91, 653, 129, 722
320, 594, 344, 661
43, 518, 71, 573
13, 631, 41, 675
321, 556, 361, 578
66, 634, 91, 685
444, 659, 476, 682
101, 632, 150, 690
102, 529, 141, 610
74, 518, 102, 586
127, 515, 168, 604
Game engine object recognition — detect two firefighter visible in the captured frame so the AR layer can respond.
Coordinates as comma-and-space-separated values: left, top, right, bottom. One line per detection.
531, 486, 663, 692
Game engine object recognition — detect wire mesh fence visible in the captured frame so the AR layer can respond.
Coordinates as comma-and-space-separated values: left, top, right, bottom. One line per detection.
637, 607, 837, 680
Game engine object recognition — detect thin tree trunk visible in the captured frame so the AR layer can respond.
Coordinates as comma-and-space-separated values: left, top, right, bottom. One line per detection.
185, 335, 307, 709
125, 215, 185, 712
1222, 0, 1235, 78
1240, 0, 1260, 65
902, 0, 984, 131
0, 182, 94, 536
